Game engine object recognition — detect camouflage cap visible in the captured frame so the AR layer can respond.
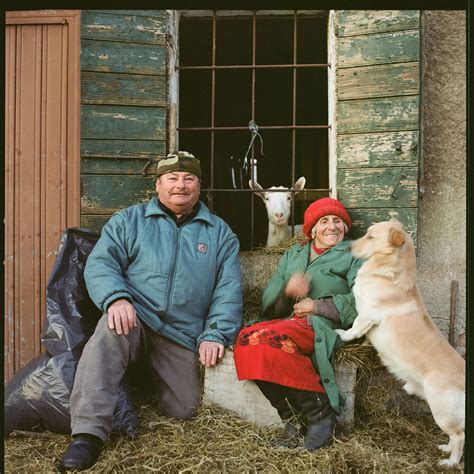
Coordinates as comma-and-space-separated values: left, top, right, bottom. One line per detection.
156, 151, 202, 178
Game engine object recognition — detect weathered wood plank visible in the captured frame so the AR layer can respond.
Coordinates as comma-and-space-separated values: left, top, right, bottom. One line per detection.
81, 174, 156, 213
81, 11, 165, 44
337, 166, 418, 208
81, 139, 166, 158
81, 157, 158, 175
81, 105, 166, 140
80, 214, 111, 233
338, 62, 419, 100
347, 207, 418, 242
337, 96, 419, 134
81, 39, 166, 75
81, 72, 166, 106
337, 131, 419, 168
338, 30, 419, 68
336, 10, 419, 37
95, 10, 167, 18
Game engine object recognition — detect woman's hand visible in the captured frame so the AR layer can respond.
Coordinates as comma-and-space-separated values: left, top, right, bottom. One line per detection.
293, 297, 317, 318
285, 272, 311, 299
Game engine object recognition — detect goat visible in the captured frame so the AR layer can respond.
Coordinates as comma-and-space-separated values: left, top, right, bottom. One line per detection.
249, 177, 306, 247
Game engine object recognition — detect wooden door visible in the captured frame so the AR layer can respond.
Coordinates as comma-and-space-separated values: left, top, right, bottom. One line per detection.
4, 11, 81, 381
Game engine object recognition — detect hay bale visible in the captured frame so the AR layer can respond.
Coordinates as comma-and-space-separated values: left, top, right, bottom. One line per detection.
4, 399, 463, 472
243, 287, 262, 324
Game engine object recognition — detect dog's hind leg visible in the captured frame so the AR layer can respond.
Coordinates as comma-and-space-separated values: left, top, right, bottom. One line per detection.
426, 384, 465, 466
335, 316, 376, 341
403, 380, 423, 398
437, 438, 452, 453
438, 431, 464, 467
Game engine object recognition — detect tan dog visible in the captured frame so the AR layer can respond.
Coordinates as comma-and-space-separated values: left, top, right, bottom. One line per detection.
335, 220, 465, 467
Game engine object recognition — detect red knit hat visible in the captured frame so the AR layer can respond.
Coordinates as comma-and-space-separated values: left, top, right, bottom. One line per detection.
303, 197, 352, 239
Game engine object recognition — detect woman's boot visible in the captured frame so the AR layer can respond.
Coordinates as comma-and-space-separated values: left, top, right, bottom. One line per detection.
254, 380, 304, 448
286, 388, 336, 450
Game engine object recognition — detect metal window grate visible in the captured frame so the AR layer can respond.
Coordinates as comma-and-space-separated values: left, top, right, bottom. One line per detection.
178, 10, 330, 250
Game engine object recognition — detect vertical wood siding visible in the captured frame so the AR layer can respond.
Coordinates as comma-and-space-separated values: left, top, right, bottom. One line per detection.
4, 11, 81, 381
334, 10, 420, 240
80, 10, 168, 232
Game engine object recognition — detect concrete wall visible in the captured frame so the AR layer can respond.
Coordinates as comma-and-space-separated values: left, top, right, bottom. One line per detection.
417, 11, 466, 339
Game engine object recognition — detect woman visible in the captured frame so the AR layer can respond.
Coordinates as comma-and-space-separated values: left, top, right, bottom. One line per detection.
234, 197, 363, 450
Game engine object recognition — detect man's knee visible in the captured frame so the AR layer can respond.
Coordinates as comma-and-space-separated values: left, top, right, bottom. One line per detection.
160, 386, 201, 420
160, 393, 200, 420
90, 313, 141, 348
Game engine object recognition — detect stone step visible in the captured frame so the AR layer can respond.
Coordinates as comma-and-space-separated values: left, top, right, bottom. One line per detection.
203, 349, 357, 431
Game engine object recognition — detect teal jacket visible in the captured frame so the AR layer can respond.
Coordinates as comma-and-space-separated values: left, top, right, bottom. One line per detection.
260, 240, 363, 414
84, 197, 243, 352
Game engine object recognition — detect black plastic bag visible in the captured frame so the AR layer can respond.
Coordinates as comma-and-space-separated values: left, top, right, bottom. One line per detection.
4, 228, 137, 438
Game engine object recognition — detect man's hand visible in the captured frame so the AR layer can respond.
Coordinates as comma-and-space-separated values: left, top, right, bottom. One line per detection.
293, 297, 317, 318
285, 272, 311, 299
198, 341, 225, 368
107, 299, 137, 336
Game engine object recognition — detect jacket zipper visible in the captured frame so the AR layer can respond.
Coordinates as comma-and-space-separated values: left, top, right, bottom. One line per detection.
163, 224, 181, 316
163, 217, 196, 317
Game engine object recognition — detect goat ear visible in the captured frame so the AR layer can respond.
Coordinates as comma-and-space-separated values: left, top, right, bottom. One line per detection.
293, 176, 306, 193
389, 227, 405, 248
249, 180, 266, 200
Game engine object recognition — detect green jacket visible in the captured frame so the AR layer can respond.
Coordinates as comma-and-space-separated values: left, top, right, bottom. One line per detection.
84, 198, 243, 352
260, 240, 363, 414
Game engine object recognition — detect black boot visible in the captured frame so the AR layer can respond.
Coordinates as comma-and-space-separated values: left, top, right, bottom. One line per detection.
58, 433, 103, 471
286, 389, 336, 451
255, 380, 304, 448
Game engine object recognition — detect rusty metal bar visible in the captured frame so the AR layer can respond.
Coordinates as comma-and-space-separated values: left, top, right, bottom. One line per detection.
178, 125, 329, 131
201, 188, 330, 192
208, 11, 217, 212
250, 11, 257, 249
178, 63, 330, 70
290, 11, 297, 231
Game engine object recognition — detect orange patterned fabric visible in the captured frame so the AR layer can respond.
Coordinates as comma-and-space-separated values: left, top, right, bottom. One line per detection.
233, 316, 325, 393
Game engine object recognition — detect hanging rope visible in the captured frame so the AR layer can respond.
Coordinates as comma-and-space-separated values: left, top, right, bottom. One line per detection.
242, 120, 264, 182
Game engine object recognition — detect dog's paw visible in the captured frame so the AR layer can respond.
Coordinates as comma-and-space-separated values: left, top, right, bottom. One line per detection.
438, 458, 457, 468
437, 444, 451, 453
334, 329, 350, 341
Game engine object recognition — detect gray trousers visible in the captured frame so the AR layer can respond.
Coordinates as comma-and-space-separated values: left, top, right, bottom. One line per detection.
70, 314, 201, 442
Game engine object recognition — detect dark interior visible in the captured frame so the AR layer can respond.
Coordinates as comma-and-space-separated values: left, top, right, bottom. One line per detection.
179, 13, 329, 250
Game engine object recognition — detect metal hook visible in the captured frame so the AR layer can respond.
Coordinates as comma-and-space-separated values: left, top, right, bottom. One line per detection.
391, 172, 407, 200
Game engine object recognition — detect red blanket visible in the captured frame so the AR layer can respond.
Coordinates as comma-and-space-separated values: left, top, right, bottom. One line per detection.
233, 317, 325, 393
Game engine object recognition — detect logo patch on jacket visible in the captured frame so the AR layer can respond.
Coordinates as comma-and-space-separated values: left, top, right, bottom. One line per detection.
197, 243, 208, 254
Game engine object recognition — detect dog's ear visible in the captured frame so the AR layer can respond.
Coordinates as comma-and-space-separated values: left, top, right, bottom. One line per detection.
389, 227, 405, 247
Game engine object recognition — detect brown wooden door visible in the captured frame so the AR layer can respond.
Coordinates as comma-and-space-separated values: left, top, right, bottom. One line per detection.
5, 11, 81, 382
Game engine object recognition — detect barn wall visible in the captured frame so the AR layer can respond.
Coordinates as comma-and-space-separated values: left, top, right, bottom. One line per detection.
76, 9, 466, 337
333, 11, 421, 242
80, 10, 168, 232
417, 10, 466, 336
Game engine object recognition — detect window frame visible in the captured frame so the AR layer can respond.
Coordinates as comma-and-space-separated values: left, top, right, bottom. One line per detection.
167, 9, 337, 247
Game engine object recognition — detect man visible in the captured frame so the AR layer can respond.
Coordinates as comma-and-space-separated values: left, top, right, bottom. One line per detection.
59, 151, 243, 471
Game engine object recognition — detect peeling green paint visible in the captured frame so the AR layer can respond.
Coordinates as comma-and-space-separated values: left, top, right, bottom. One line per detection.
80, 10, 168, 232
335, 10, 420, 242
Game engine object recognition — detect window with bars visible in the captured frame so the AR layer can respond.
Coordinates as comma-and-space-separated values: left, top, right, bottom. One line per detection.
178, 11, 330, 250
